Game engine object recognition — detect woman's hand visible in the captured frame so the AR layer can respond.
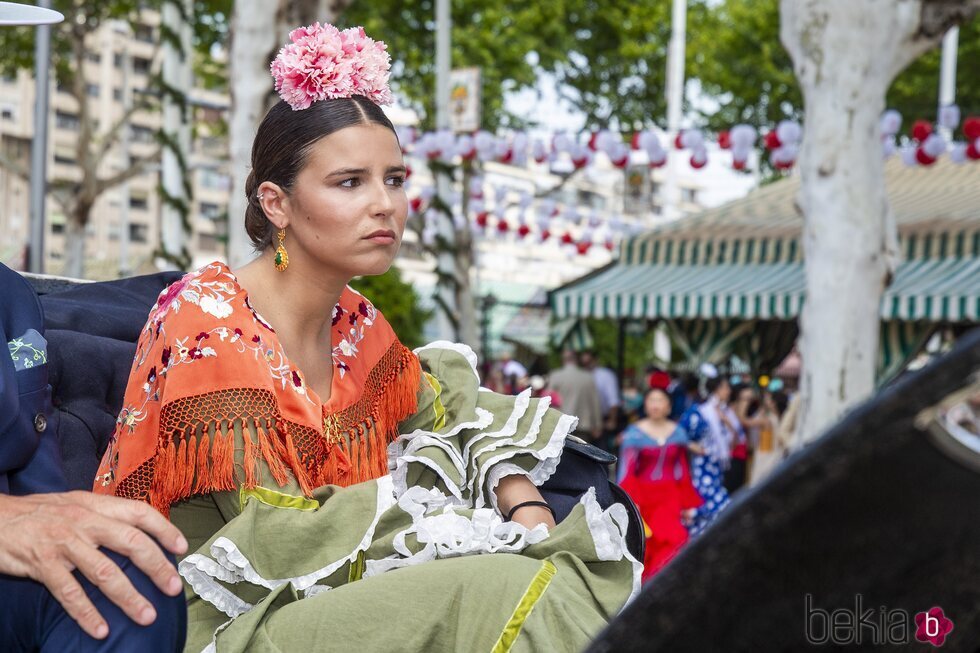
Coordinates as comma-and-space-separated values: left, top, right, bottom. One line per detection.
494, 474, 556, 531
688, 442, 705, 455
681, 508, 697, 525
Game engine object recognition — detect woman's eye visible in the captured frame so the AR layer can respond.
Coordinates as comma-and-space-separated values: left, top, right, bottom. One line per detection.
340, 178, 360, 188
386, 176, 406, 187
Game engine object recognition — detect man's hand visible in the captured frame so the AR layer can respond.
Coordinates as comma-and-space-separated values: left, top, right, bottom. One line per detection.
0, 491, 188, 639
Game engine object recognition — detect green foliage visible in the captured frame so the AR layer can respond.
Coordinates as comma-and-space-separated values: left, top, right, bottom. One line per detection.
350, 266, 433, 349
554, 0, 709, 130
888, 15, 980, 120
0, 1, 155, 86
548, 319, 652, 379
690, 0, 801, 132
341, 0, 573, 131
692, 0, 980, 135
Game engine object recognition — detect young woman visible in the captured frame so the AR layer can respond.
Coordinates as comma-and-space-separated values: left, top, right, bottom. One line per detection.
616, 388, 702, 581
93, 24, 637, 652
681, 376, 736, 537
725, 384, 759, 493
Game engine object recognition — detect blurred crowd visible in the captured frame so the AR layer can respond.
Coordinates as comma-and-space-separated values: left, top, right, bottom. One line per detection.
485, 349, 801, 581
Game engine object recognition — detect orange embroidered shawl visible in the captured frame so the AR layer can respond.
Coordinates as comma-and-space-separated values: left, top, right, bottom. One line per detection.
92, 262, 421, 515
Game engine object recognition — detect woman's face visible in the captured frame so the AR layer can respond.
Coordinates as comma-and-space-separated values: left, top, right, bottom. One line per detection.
274, 123, 408, 280
715, 380, 731, 402
644, 390, 671, 420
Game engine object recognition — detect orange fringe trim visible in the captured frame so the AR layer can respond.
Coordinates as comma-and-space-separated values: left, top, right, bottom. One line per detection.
142, 342, 421, 517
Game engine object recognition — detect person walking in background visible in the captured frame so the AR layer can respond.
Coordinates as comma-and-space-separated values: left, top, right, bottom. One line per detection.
617, 388, 702, 581
726, 384, 759, 493
682, 376, 736, 537
749, 390, 788, 485
548, 349, 602, 442
581, 351, 621, 452
529, 374, 562, 410
499, 351, 528, 395
669, 372, 699, 421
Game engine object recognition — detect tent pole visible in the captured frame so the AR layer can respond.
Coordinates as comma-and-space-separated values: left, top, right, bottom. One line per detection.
617, 319, 626, 387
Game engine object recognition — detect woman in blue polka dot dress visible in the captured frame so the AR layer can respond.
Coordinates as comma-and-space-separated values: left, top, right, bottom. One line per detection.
681, 377, 739, 536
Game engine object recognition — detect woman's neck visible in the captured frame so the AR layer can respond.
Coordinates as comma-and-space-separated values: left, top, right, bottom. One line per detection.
234, 250, 348, 347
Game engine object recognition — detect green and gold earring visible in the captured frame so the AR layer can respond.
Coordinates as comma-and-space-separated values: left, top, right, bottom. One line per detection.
274, 229, 289, 272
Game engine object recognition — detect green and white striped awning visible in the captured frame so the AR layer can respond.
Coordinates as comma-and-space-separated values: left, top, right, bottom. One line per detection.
551, 258, 980, 323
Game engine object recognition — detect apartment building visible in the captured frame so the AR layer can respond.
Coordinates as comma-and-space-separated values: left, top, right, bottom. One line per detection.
0, 12, 230, 278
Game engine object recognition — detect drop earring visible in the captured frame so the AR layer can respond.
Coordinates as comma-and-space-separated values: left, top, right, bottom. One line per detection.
274, 229, 289, 272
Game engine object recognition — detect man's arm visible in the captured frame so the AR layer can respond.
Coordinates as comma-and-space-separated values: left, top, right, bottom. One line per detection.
0, 491, 187, 639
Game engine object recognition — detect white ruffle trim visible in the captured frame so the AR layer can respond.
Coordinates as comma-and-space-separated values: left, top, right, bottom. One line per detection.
179, 476, 398, 616
363, 484, 549, 578
478, 411, 575, 511
388, 407, 495, 496
413, 340, 480, 381
581, 487, 644, 605
463, 389, 535, 476
178, 557, 253, 618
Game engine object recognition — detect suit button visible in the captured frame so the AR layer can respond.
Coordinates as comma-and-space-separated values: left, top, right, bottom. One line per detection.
34, 413, 47, 433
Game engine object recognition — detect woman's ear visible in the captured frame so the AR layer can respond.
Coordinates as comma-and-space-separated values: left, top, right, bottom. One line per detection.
257, 182, 290, 230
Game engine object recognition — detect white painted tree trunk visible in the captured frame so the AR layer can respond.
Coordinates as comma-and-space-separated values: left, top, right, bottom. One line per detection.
780, 0, 980, 446
226, 0, 342, 268
226, 0, 281, 268
159, 0, 193, 270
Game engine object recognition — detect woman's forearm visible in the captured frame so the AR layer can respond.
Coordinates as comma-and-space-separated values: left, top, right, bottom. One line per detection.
493, 474, 556, 530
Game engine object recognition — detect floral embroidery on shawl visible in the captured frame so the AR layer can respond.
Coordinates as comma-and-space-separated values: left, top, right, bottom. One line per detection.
93, 262, 421, 516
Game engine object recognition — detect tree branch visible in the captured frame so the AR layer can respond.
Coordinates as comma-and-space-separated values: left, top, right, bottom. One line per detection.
95, 148, 162, 194
93, 96, 156, 167
919, 0, 980, 39
0, 150, 29, 182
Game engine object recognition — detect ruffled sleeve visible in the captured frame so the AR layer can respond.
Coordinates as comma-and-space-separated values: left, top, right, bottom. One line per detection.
392, 342, 575, 512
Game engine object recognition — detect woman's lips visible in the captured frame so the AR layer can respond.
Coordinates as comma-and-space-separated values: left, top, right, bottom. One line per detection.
364, 230, 396, 244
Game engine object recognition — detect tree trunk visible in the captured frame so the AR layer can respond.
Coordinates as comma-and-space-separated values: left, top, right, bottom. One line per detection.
227, 0, 345, 268
159, 0, 193, 270
226, 0, 280, 268
63, 204, 88, 278
780, 0, 979, 446
451, 164, 479, 349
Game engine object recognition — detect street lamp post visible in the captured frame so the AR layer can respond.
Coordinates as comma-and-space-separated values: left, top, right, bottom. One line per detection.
26, 1, 60, 273
434, 0, 457, 341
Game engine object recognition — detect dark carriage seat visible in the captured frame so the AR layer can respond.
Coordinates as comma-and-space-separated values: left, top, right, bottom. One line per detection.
28, 271, 645, 560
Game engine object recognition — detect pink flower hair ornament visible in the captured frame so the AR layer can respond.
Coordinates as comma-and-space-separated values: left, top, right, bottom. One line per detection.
270, 23, 393, 110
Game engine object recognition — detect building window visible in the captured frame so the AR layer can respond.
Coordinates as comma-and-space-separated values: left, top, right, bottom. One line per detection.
86, 83, 100, 98
129, 223, 148, 243
54, 148, 76, 165
132, 57, 152, 75
130, 124, 155, 144
51, 223, 65, 234
113, 87, 123, 101
55, 110, 80, 131
198, 169, 231, 191
1, 107, 14, 121
86, 52, 101, 64
129, 195, 149, 211
134, 25, 154, 43
198, 202, 223, 220
681, 188, 698, 204
197, 232, 220, 251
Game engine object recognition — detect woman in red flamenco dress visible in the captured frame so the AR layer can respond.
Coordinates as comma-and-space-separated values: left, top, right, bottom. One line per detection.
617, 387, 703, 581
